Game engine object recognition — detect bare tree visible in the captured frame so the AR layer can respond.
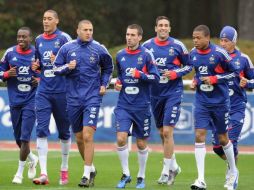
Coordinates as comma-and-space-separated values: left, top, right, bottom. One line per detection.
238, 0, 254, 40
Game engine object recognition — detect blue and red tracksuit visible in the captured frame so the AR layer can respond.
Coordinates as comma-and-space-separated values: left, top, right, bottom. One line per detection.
212, 49, 254, 156
35, 29, 71, 139
143, 37, 191, 127
53, 38, 113, 133
190, 43, 238, 134
0, 45, 37, 143
114, 46, 160, 138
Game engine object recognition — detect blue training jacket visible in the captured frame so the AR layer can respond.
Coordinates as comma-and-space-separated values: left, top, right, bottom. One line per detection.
53, 38, 113, 106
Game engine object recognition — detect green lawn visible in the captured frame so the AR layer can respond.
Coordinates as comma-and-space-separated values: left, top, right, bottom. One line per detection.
0, 151, 253, 190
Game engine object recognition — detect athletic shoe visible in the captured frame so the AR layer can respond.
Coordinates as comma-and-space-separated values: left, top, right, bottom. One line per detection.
33, 174, 49, 185
168, 166, 181, 185
157, 174, 169, 184
227, 170, 239, 190
190, 179, 207, 190
78, 176, 90, 187
12, 175, 23, 184
59, 170, 69, 185
136, 177, 145, 189
89, 169, 97, 187
116, 174, 131, 188
28, 155, 38, 179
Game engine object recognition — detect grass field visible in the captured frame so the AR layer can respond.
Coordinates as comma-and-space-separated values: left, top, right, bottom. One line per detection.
0, 151, 253, 190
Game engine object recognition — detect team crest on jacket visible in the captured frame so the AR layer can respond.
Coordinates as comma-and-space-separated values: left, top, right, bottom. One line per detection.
89, 55, 96, 63
137, 56, 143, 64
169, 48, 174, 56
234, 59, 240, 67
209, 55, 215, 64
54, 40, 60, 48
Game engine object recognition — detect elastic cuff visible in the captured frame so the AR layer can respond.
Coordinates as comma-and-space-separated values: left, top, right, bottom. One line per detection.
210, 76, 218, 84
134, 69, 141, 78
115, 79, 122, 85
170, 71, 178, 80
3, 71, 9, 79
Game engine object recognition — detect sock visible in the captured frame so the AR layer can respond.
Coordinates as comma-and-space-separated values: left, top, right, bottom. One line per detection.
223, 141, 237, 173
170, 153, 179, 171
16, 160, 26, 177
162, 158, 171, 175
27, 151, 36, 162
195, 142, 206, 181
91, 163, 96, 172
83, 165, 92, 179
37, 137, 48, 175
60, 138, 71, 171
117, 144, 130, 176
137, 147, 149, 178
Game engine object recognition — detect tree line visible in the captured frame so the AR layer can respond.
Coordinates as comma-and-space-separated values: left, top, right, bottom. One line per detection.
0, 0, 253, 49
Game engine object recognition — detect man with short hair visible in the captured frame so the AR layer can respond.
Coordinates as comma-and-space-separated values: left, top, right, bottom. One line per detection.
143, 16, 191, 186
53, 19, 113, 188
114, 24, 160, 189
0, 27, 38, 184
190, 25, 239, 190
212, 26, 254, 188
32, 10, 72, 185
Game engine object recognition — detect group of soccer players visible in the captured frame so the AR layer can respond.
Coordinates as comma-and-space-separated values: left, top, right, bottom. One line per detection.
0, 10, 252, 190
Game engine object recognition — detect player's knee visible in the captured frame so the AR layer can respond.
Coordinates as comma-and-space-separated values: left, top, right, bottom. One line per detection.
83, 133, 93, 143
117, 135, 127, 147
162, 127, 173, 139
213, 146, 225, 157
195, 130, 206, 142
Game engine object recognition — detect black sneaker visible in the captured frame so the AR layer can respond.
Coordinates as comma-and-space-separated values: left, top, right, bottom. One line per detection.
89, 169, 97, 187
78, 176, 89, 188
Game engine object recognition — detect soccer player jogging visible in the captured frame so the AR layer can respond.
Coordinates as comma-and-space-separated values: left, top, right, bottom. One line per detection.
143, 16, 191, 185
32, 10, 72, 185
212, 26, 254, 188
0, 27, 38, 184
190, 25, 239, 190
114, 24, 160, 189
53, 19, 113, 188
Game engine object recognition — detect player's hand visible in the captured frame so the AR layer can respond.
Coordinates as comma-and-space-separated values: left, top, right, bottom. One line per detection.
114, 80, 122, 91
7, 66, 17, 77
31, 76, 40, 87
163, 70, 177, 80
240, 77, 248, 87
190, 79, 197, 90
200, 76, 211, 84
99, 86, 106, 95
200, 76, 217, 85
50, 53, 56, 63
31, 59, 40, 71
68, 60, 77, 70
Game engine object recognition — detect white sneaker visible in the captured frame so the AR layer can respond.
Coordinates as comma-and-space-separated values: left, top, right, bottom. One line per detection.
227, 170, 239, 190
168, 166, 181, 185
12, 175, 23, 184
190, 179, 207, 190
28, 155, 38, 179
157, 174, 169, 184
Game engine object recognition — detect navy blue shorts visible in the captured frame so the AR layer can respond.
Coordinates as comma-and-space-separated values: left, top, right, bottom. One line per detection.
194, 103, 230, 134
67, 104, 100, 133
212, 106, 245, 156
151, 95, 182, 128
114, 107, 151, 139
10, 101, 35, 142
35, 92, 70, 140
